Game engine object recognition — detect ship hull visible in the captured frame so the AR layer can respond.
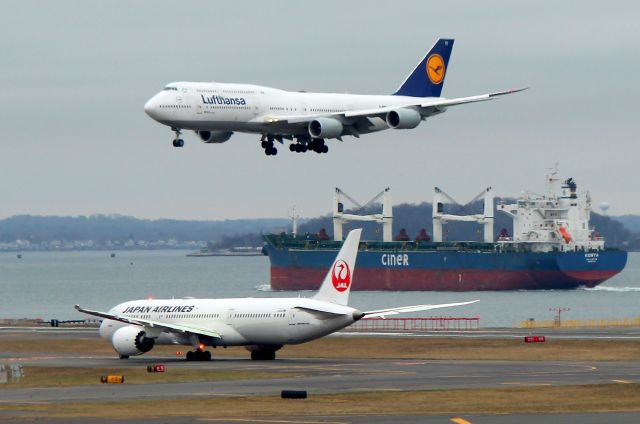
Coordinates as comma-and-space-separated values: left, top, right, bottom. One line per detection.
265, 245, 627, 291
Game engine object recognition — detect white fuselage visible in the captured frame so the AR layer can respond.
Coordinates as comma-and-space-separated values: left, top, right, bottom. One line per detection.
100, 297, 359, 347
143, 82, 438, 136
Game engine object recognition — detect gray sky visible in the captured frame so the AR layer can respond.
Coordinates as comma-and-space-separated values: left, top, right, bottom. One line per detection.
2, 1, 639, 220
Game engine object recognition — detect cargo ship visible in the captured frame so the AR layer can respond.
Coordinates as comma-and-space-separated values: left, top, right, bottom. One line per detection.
263, 170, 627, 291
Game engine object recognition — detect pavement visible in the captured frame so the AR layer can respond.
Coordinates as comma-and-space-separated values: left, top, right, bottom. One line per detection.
1, 326, 639, 423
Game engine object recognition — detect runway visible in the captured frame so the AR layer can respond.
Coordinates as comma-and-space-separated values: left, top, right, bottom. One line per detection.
2, 327, 640, 423
2, 352, 640, 403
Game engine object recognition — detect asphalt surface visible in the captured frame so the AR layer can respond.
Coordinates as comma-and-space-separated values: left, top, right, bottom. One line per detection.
5, 325, 640, 340
1, 327, 639, 423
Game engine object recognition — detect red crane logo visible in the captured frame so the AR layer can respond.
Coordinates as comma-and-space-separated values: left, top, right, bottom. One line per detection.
331, 260, 351, 292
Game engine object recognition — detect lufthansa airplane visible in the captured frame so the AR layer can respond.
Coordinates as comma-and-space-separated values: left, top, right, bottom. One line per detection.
143, 39, 525, 156
76, 229, 478, 361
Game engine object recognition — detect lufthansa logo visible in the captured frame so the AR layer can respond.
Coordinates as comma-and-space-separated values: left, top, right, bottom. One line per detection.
426, 54, 445, 85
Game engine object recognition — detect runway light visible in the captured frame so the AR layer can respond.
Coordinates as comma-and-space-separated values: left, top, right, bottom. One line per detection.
524, 335, 546, 343
176, 351, 182, 355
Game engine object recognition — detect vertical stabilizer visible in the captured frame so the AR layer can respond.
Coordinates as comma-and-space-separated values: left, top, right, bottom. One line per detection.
394, 38, 454, 98
313, 229, 361, 305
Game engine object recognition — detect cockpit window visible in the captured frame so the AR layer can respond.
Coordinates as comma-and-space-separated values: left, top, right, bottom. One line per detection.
163, 86, 178, 91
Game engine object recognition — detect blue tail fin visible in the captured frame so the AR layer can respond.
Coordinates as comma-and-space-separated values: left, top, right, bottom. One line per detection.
393, 39, 454, 98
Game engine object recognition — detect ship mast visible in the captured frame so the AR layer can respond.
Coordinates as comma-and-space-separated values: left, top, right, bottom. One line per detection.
432, 187, 494, 243
332, 187, 392, 241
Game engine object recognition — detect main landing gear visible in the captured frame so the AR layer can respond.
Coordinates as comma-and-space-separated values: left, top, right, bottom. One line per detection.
186, 349, 211, 361
172, 127, 184, 148
289, 138, 328, 154
261, 134, 278, 156
250, 349, 276, 361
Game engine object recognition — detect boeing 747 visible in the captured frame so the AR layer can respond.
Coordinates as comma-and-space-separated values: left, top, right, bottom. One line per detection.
143, 39, 525, 156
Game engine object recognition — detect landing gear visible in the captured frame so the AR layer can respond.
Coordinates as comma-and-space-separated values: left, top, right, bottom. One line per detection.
186, 349, 211, 361
288, 137, 328, 154
119, 354, 130, 359
289, 143, 308, 153
308, 138, 328, 154
250, 349, 276, 360
260, 134, 278, 156
172, 127, 184, 148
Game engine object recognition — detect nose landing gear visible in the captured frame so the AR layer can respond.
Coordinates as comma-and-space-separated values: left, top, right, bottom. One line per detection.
186, 349, 211, 361
172, 127, 184, 148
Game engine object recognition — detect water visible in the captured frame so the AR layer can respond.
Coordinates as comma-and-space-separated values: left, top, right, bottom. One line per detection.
1, 250, 638, 328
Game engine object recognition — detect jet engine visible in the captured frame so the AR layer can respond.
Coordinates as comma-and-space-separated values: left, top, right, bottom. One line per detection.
197, 130, 234, 143
308, 118, 343, 139
111, 325, 155, 357
386, 108, 421, 129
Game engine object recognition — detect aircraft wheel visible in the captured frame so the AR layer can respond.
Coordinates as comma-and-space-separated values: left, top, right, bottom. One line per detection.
172, 140, 178, 147
251, 349, 276, 360
301, 144, 308, 152
262, 140, 269, 149
119, 354, 130, 359
186, 351, 195, 361
266, 147, 277, 156
289, 144, 296, 152
322, 145, 328, 153
204, 351, 212, 361
177, 139, 184, 147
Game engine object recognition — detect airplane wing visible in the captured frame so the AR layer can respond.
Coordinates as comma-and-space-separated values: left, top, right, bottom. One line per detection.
74, 305, 221, 339
263, 88, 527, 126
363, 300, 479, 319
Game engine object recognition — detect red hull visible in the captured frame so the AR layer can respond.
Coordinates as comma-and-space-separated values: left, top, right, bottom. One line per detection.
271, 267, 618, 291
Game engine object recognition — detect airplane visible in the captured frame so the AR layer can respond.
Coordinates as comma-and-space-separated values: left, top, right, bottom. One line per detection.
143, 38, 526, 156
76, 229, 478, 361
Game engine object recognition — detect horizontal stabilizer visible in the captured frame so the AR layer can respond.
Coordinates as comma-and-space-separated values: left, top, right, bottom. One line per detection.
363, 299, 479, 319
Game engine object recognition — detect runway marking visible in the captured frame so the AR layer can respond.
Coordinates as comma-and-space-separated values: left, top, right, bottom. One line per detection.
501, 382, 553, 386
450, 418, 473, 424
612, 379, 633, 384
0, 400, 50, 405
199, 419, 348, 424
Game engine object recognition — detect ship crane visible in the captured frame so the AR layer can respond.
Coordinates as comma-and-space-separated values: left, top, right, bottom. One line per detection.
333, 187, 392, 241
432, 187, 494, 243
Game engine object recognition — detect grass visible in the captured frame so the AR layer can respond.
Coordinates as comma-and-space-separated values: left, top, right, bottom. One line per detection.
3, 336, 640, 361
0, 366, 300, 389
3, 384, 640, 418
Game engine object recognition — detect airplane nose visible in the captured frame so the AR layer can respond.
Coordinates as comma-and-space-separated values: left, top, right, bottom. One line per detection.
144, 96, 159, 120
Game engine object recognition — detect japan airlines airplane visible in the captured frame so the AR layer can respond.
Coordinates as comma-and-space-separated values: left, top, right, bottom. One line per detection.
76, 229, 478, 361
143, 39, 525, 156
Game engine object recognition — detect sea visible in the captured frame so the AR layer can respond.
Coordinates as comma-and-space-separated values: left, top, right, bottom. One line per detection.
1, 250, 638, 328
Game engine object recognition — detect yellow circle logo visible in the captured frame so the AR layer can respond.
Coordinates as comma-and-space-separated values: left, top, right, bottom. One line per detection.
426, 54, 445, 85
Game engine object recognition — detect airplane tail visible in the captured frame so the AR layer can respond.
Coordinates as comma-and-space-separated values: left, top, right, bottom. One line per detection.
393, 38, 454, 98
313, 229, 361, 306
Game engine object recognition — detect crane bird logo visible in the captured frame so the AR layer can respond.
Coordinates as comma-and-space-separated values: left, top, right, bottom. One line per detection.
331, 260, 351, 292
426, 54, 445, 85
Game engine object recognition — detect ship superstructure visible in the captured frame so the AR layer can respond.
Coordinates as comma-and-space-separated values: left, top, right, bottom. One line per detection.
497, 169, 602, 253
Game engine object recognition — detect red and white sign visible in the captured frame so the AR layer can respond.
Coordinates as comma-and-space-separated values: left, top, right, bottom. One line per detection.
331, 260, 351, 292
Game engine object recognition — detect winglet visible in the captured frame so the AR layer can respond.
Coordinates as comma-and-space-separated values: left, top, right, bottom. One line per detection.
313, 229, 361, 306
394, 39, 454, 98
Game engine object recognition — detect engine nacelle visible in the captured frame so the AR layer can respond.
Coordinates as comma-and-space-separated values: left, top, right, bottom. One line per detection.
111, 325, 155, 357
386, 108, 421, 129
197, 130, 233, 143
308, 118, 343, 139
